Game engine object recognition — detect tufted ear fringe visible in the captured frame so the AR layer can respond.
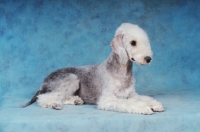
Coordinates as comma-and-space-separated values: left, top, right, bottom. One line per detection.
110, 34, 129, 65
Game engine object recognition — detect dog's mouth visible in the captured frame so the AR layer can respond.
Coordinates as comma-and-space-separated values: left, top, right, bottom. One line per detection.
130, 58, 148, 65
131, 58, 135, 61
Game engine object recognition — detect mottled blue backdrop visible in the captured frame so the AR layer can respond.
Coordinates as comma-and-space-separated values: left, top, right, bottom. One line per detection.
0, 0, 200, 132
1, 0, 200, 98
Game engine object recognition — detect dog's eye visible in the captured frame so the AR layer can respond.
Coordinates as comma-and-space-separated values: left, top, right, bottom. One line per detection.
130, 40, 136, 46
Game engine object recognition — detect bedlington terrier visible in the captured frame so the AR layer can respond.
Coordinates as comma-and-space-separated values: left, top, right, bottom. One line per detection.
23, 23, 164, 115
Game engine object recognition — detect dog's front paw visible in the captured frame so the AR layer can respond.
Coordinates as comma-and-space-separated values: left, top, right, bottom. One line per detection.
140, 106, 154, 115
147, 100, 165, 112
151, 104, 164, 112
131, 104, 154, 115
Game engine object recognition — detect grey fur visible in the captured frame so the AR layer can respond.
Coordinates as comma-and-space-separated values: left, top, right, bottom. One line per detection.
41, 52, 127, 104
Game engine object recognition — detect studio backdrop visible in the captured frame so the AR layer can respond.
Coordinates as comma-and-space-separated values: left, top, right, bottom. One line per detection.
0, 0, 200, 132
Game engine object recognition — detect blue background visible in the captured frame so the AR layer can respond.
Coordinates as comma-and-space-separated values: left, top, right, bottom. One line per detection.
1, 0, 200, 99
0, 0, 200, 132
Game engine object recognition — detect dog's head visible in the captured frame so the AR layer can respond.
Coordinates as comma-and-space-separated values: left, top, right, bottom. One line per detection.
111, 23, 153, 65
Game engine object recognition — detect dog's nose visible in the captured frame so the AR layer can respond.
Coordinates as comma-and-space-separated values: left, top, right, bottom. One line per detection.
145, 56, 151, 63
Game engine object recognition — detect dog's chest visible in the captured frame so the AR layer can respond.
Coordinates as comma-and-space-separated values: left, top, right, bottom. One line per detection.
111, 76, 134, 99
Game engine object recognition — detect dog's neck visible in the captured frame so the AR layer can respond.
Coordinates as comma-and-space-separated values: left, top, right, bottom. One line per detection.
105, 51, 133, 77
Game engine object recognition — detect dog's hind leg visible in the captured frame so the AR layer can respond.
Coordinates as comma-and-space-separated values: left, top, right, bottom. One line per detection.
37, 92, 65, 110
37, 73, 82, 110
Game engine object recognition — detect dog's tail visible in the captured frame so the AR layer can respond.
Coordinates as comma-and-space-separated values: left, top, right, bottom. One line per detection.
19, 90, 41, 108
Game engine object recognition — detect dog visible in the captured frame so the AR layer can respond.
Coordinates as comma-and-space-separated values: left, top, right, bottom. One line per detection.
23, 23, 164, 115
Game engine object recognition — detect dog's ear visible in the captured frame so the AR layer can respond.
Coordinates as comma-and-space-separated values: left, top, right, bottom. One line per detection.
111, 34, 128, 64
